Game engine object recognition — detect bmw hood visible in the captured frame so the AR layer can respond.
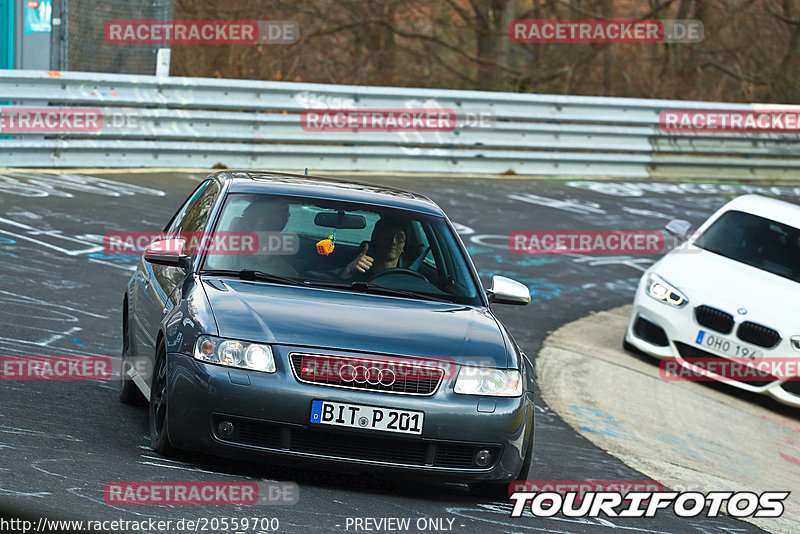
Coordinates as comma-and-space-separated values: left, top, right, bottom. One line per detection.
200, 278, 509, 367
655, 246, 800, 323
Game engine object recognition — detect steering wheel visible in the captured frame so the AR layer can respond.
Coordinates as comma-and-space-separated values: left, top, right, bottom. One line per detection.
368, 268, 427, 282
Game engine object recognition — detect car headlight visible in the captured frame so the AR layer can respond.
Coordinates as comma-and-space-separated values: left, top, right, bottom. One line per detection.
193, 335, 276, 373
454, 367, 522, 397
646, 273, 688, 307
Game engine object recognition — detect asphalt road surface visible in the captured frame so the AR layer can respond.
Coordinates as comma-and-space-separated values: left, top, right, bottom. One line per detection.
2, 170, 798, 533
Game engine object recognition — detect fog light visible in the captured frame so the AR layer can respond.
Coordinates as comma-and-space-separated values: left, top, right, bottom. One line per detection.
475, 449, 492, 467
218, 421, 234, 437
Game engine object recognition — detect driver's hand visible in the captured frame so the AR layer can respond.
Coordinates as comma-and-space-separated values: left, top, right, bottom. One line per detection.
340, 243, 373, 280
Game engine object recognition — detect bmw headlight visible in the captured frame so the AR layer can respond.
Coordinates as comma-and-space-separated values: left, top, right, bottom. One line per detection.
647, 273, 688, 307
454, 367, 522, 397
193, 335, 276, 373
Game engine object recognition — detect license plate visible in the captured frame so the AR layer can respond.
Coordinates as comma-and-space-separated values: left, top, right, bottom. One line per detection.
309, 400, 424, 435
695, 330, 763, 359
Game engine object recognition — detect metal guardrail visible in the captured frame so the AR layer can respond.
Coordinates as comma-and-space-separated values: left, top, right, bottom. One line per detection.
1, 69, 799, 178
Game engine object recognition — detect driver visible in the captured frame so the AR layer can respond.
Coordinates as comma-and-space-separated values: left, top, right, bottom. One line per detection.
340, 217, 407, 281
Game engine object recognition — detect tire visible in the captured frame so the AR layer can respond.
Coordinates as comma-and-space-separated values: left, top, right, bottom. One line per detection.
469, 413, 534, 499
149, 343, 174, 455
119, 301, 147, 406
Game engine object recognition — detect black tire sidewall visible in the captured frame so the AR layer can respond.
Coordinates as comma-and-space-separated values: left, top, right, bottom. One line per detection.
119, 304, 146, 405
149, 344, 172, 453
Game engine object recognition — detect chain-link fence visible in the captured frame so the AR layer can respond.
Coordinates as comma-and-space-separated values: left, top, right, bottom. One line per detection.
53, 0, 172, 74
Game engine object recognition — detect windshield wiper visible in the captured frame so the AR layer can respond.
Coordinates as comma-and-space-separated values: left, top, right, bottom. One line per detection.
200, 270, 451, 302
349, 281, 451, 303
200, 269, 303, 286
303, 279, 449, 302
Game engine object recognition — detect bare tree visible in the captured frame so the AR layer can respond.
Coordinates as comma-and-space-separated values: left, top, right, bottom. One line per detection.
168, 0, 799, 104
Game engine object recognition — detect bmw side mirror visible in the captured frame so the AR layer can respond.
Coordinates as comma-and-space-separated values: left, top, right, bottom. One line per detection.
144, 238, 192, 269
665, 219, 691, 242
487, 275, 530, 305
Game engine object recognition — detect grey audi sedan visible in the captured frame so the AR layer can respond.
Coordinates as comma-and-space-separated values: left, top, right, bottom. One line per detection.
119, 170, 534, 495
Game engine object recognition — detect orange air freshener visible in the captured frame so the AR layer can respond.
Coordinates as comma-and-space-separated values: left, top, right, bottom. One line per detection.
316, 234, 335, 255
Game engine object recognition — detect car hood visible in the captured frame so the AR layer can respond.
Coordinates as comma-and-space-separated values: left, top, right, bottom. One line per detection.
201, 278, 509, 367
656, 246, 800, 324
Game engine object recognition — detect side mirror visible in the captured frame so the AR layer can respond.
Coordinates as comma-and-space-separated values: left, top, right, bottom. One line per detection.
665, 219, 691, 241
487, 275, 530, 306
144, 238, 192, 269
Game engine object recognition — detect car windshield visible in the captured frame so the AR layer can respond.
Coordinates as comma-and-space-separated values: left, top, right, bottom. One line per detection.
200, 193, 482, 305
696, 209, 800, 283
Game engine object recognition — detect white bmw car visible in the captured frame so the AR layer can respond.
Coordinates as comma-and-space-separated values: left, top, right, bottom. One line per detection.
625, 194, 800, 407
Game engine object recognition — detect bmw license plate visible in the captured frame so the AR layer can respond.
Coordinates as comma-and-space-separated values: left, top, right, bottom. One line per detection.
310, 400, 423, 435
695, 330, 763, 359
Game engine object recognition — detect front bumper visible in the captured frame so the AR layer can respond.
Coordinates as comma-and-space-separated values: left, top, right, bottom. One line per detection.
625, 278, 800, 408
165, 346, 534, 482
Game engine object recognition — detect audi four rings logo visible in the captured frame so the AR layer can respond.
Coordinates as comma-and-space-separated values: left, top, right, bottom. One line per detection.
337, 364, 396, 386
298, 355, 450, 383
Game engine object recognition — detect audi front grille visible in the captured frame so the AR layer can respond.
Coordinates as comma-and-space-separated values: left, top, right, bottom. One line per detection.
289, 353, 444, 396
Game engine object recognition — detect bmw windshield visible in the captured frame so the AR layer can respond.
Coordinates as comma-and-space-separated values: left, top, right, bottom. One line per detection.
200, 193, 483, 305
696, 209, 800, 283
